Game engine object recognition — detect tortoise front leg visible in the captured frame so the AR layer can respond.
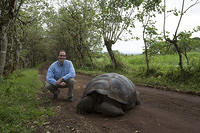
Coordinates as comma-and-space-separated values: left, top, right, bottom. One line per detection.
77, 96, 95, 114
96, 102, 124, 116
136, 91, 141, 105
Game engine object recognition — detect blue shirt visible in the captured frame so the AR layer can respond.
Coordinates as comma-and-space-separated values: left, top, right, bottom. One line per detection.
46, 60, 75, 85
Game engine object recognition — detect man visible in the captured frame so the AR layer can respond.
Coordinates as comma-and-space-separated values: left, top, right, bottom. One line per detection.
45, 50, 75, 101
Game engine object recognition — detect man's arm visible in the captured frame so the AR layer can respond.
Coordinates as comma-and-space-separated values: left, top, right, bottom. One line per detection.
62, 61, 76, 80
46, 65, 57, 86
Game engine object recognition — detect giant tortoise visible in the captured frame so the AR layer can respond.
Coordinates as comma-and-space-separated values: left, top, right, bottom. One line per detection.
77, 73, 141, 116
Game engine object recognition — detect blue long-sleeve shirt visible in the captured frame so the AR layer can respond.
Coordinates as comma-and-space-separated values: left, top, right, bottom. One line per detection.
46, 60, 76, 85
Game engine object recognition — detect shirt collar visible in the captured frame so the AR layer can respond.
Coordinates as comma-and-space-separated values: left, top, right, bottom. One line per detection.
57, 60, 64, 66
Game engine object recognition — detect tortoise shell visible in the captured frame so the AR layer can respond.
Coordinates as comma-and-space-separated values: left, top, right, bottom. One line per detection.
83, 73, 137, 105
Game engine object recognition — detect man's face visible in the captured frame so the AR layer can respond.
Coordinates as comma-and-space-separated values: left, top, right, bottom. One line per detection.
58, 51, 66, 65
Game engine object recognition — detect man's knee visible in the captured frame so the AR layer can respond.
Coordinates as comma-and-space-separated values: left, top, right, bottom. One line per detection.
66, 78, 75, 85
44, 81, 56, 91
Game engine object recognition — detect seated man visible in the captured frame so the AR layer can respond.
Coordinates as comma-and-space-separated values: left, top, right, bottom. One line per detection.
45, 50, 75, 101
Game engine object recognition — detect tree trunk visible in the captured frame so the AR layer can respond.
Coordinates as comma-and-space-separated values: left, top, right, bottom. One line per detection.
8, 35, 15, 74
144, 39, 149, 73
16, 41, 22, 69
173, 42, 183, 71
78, 34, 86, 66
77, 46, 85, 66
142, 25, 150, 73
86, 48, 94, 68
73, 42, 83, 67
183, 48, 189, 66
104, 39, 118, 69
0, 26, 8, 78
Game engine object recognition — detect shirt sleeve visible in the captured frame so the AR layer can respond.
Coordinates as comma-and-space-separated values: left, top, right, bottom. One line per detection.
63, 61, 76, 80
46, 65, 57, 86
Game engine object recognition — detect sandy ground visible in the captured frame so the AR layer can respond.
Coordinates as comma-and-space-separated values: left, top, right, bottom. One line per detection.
33, 63, 200, 133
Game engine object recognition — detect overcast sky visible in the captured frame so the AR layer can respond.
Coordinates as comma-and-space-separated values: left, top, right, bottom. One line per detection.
103, 0, 200, 54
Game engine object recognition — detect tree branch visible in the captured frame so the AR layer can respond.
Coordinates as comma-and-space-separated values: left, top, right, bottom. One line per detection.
163, 0, 167, 40
184, 0, 200, 14
174, 0, 185, 39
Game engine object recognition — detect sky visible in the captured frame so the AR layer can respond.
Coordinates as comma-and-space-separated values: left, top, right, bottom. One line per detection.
103, 0, 200, 55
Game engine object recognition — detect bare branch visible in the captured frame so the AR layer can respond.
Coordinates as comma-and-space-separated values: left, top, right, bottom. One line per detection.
163, 0, 167, 40
184, 0, 200, 14
174, 0, 185, 39
114, 7, 134, 42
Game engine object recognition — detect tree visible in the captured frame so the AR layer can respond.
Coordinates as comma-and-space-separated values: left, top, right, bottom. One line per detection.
136, 0, 162, 73
0, 0, 51, 78
0, 0, 24, 78
191, 36, 200, 51
163, 0, 200, 71
178, 31, 193, 65
99, 0, 142, 68
46, 0, 102, 67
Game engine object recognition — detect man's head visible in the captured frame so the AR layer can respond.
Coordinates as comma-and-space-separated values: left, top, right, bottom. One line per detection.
58, 50, 66, 65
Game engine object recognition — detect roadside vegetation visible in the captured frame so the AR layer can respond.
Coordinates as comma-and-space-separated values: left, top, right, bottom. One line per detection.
77, 51, 200, 93
0, 68, 53, 133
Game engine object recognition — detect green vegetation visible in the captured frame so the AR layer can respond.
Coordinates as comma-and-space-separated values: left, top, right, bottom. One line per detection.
0, 1, 199, 132
77, 51, 200, 93
0, 69, 53, 133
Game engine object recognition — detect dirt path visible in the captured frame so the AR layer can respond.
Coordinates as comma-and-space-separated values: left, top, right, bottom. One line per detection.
35, 64, 200, 133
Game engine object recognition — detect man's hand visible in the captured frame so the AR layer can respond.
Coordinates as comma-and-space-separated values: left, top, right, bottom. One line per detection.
56, 78, 66, 87
60, 82, 66, 86
56, 78, 63, 86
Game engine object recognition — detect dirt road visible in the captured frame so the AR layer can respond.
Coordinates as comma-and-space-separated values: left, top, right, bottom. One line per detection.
35, 64, 200, 133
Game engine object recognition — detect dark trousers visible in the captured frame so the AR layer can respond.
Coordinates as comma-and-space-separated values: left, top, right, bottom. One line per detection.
44, 78, 75, 99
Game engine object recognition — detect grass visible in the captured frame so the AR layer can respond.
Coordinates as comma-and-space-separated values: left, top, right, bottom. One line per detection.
77, 51, 200, 93
0, 69, 53, 133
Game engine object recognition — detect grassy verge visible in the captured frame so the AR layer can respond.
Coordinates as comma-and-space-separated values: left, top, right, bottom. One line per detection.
76, 52, 200, 94
0, 69, 53, 133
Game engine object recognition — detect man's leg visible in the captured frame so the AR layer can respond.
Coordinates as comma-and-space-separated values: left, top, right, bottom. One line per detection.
44, 81, 60, 99
65, 78, 75, 101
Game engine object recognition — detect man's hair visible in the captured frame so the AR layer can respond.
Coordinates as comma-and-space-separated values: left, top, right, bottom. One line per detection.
58, 50, 66, 55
